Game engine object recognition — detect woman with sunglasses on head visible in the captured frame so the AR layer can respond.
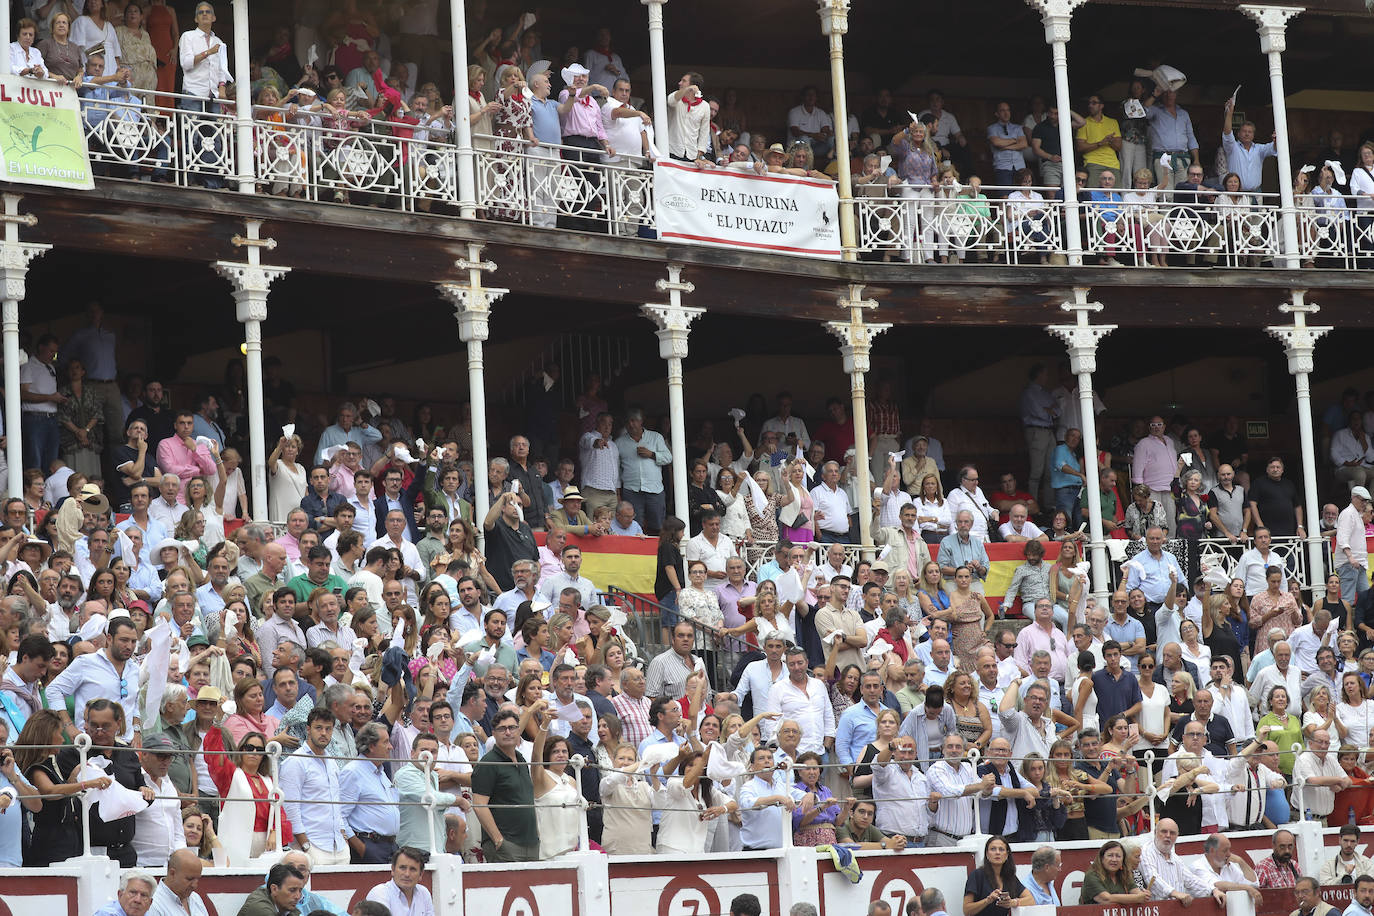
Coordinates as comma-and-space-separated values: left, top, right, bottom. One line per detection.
208, 726, 292, 863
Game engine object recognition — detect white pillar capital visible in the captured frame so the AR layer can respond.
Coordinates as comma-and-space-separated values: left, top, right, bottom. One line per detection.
438, 283, 508, 343
212, 261, 291, 322
1025, 0, 1089, 42
641, 303, 705, 360
0, 239, 51, 301
817, 0, 850, 36
1266, 324, 1330, 376
826, 318, 891, 376
1240, 4, 1303, 54
1046, 323, 1115, 376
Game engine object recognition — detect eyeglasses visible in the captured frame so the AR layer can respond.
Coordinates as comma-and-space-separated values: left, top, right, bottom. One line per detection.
494, 724, 520, 732
241, 745, 265, 753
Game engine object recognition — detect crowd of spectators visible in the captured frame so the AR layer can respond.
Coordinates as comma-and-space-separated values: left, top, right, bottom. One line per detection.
9, 4, 1374, 263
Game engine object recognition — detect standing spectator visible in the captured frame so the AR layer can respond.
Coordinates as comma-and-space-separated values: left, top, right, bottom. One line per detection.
133, 733, 184, 867
988, 101, 1028, 189
1132, 417, 1178, 537
156, 410, 217, 499
19, 334, 63, 473
1331, 413, 1374, 494
945, 467, 998, 542
738, 746, 797, 851
1031, 106, 1070, 188
1221, 99, 1276, 193
472, 707, 538, 862
394, 733, 457, 854
62, 303, 123, 471
280, 707, 353, 866
1337, 487, 1371, 603
177, 1, 229, 189
1075, 94, 1121, 188
483, 492, 538, 593
47, 615, 141, 740
616, 409, 670, 534
787, 85, 834, 163
578, 412, 621, 517
341, 722, 401, 864
1249, 458, 1304, 540
1144, 88, 1199, 188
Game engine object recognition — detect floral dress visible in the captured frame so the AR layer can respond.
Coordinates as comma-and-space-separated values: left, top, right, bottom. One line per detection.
492, 88, 533, 220
115, 25, 157, 90
743, 488, 781, 567
56, 383, 104, 477
948, 592, 990, 672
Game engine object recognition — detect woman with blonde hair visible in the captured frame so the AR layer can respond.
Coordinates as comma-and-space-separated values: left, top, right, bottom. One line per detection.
891, 568, 920, 618
468, 64, 501, 150
775, 458, 818, 543
916, 560, 951, 618
267, 433, 307, 524
914, 473, 951, 543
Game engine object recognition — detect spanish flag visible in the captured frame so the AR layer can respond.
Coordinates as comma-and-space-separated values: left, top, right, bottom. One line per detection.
984, 541, 1063, 616
539, 532, 660, 596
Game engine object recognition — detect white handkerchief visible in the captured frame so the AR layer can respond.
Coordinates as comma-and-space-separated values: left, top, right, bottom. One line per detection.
416, 438, 425, 452
906, 110, 921, 124
877, 545, 892, 560
640, 743, 681, 772
80, 760, 149, 821
888, 450, 905, 463
873, 487, 884, 499
728, 407, 746, 422
867, 638, 894, 658
393, 614, 406, 646
705, 747, 748, 781
321, 444, 345, 461
1159, 152, 1172, 169
281, 423, 295, 439
1301, 164, 1316, 174
1327, 160, 1347, 186
578, 408, 589, 419
1123, 99, 1146, 119
393, 446, 414, 464
511, 479, 521, 494
522, 11, 537, 28
1203, 565, 1231, 589
1229, 84, 1241, 107
195, 436, 216, 449
606, 607, 628, 629
555, 700, 585, 723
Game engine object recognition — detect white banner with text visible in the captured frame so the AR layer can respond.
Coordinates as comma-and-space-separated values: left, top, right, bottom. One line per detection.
653, 160, 841, 259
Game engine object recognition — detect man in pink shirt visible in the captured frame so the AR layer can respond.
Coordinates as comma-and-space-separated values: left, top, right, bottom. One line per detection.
276, 508, 309, 561
1132, 416, 1179, 537
557, 63, 614, 233
155, 410, 217, 502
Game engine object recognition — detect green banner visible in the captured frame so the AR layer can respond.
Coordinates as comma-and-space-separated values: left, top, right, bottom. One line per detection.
0, 76, 94, 189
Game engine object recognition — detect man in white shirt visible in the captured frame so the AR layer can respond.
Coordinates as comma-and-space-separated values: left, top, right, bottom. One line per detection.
1159, 721, 1230, 832
666, 72, 711, 166
871, 735, 929, 845
684, 511, 736, 592
1336, 487, 1371, 603
945, 466, 997, 541
998, 678, 1074, 761
762, 647, 834, 756
1289, 606, 1336, 676
583, 28, 626, 95
177, 1, 231, 190
602, 78, 650, 164
761, 392, 811, 449
149, 849, 209, 916
1294, 728, 1351, 823
376, 510, 424, 606
1189, 833, 1261, 905
577, 412, 621, 515
1248, 640, 1302, 717
1208, 657, 1255, 744
366, 846, 436, 916
787, 85, 834, 161
924, 733, 994, 846
735, 635, 788, 717
998, 502, 1048, 542
537, 544, 597, 606
133, 733, 185, 867
1234, 527, 1286, 598
1227, 732, 1286, 830
809, 461, 854, 543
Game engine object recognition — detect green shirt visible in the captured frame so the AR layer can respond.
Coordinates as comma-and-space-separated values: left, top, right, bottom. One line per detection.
462, 635, 519, 678
837, 821, 887, 845
287, 572, 349, 604
472, 744, 536, 847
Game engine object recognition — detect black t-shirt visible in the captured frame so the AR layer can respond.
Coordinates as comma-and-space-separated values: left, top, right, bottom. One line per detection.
1249, 475, 1300, 537
125, 405, 173, 447
109, 444, 158, 509
485, 518, 538, 591
471, 745, 537, 846
860, 105, 906, 140
1210, 428, 1248, 468
656, 541, 683, 600
1031, 118, 1060, 158
965, 868, 1026, 916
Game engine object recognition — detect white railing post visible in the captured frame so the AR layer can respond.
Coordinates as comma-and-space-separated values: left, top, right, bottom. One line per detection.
231, 0, 255, 194
1268, 293, 1331, 585
827, 289, 891, 553
75, 732, 93, 859
266, 739, 284, 847
420, 749, 440, 853
0, 196, 49, 498
1144, 749, 1157, 827
448, 0, 477, 218
572, 756, 590, 852
1048, 290, 1115, 599
438, 246, 506, 551
1240, 5, 1304, 270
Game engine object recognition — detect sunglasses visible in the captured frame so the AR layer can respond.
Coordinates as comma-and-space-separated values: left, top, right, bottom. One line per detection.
241, 745, 265, 753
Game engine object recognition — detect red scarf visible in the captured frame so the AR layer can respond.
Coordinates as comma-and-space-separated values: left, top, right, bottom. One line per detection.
469, 90, 482, 103
510, 91, 525, 102
497, 58, 516, 67
682, 95, 703, 109
594, 43, 612, 57
579, 93, 593, 107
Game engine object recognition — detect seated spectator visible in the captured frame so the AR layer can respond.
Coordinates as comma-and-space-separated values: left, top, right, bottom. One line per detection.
787, 85, 833, 164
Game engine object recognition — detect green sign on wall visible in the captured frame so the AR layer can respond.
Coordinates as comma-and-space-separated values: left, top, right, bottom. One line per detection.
0, 77, 93, 190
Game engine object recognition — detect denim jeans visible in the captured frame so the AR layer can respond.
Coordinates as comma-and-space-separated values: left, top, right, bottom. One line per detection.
20, 412, 58, 473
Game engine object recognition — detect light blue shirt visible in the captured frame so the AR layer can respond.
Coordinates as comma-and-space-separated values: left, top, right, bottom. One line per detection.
280, 746, 353, 851
63, 325, 118, 381
1026, 874, 1060, 906
615, 430, 671, 494
46, 649, 141, 741
530, 96, 562, 145
638, 729, 686, 826
195, 581, 226, 618
1124, 548, 1183, 604
394, 761, 457, 853
1146, 104, 1199, 154
1049, 444, 1081, 490
117, 515, 168, 566
315, 422, 383, 465
739, 771, 795, 850
1105, 616, 1146, 648
149, 883, 209, 916
1222, 131, 1277, 192
0, 777, 21, 866
835, 701, 881, 765
609, 518, 644, 536
339, 757, 401, 837
937, 533, 989, 582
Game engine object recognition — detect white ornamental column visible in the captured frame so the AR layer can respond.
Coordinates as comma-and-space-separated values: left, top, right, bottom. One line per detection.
641, 0, 670, 153
1047, 288, 1115, 598
825, 285, 890, 550
213, 222, 289, 521
231, 0, 255, 193
1240, 4, 1303, 269
449, 0, 478, 217
818, 0, 857, 260
0, 195, 50, 498
642, 265, 703, 528
438, 244, 506, 548
1267, 290, 1330, 583
1025, 0, 1088, 265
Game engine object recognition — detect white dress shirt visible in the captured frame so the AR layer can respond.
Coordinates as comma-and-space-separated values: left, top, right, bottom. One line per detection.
8, 42, 44, 76
149, 883, 209, 916
736, 658, 787, 714
945, 485, 997, 539
178, 27, 230, 99
1159, 748, 1230, 830
1140, 840, 1213, 900
46, 649, 141, 741
809, 482, 853, 536
134, 771, 185, 866
1210, 682, 1256, 743
762, 677, 834, 755
684, 532, 737, 592
872, 761, 929, 838
366, 880, 436, 916
925, 758, 981, 837
577, 431, 621, 490
1294, 750, 1346, 816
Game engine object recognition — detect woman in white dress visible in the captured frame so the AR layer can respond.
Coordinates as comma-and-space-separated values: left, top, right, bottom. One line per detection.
1304, 684, 1348, 745
530, 701, 583, 859
1134, 654, 1172, 772
716, 468, 751, 541
185, 475, 225, 548
1071, 650, 1099, 732
71, 0, 122, 75
267, 433, 307, 524
1337, 672, 1374, 753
